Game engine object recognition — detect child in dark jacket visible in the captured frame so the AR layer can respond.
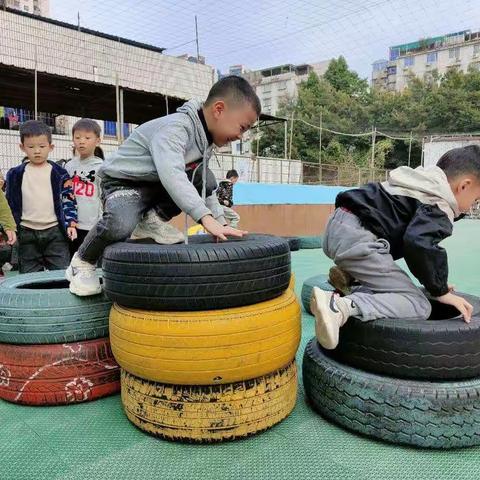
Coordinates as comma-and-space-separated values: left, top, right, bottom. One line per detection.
216, 169, 240, 228
311, 145, 480, 350
6, 121, 77, 273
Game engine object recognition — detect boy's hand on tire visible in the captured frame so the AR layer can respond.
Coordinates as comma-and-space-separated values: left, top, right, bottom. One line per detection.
435, 292, 474, 323
201, 215, 247, 241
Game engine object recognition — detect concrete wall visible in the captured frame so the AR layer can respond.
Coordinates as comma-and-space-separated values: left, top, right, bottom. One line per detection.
171, 183, 345, 236
170, 204, 335, 236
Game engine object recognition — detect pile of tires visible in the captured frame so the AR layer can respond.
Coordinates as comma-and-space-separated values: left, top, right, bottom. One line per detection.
104, 234, 301, 442
301, 273, 480, 448
0, 270, 120, 406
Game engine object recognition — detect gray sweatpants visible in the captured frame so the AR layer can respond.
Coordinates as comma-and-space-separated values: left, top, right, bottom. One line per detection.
323, 208, 432, 321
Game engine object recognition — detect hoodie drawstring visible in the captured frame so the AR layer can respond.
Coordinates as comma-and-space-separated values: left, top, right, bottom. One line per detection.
184, 147, 209, 244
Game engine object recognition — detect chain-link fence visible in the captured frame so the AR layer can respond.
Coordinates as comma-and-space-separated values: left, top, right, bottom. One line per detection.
302, 161, 389, 186
0, 131, 388, 187
210, 154, 387, 186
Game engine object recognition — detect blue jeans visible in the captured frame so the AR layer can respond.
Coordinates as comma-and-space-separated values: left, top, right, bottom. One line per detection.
78, 170, 217, 264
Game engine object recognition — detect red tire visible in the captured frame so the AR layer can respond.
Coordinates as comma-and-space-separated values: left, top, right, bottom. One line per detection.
0, 337, 120, 405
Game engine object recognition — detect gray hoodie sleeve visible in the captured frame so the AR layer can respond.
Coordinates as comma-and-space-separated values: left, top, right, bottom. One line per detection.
150, 123, 212, 222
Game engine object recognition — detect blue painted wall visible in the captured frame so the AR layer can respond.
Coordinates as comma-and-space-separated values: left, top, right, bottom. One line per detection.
234, 183, 348, 205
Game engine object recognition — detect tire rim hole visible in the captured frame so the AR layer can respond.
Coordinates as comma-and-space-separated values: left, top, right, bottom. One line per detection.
428, 300, 465, 320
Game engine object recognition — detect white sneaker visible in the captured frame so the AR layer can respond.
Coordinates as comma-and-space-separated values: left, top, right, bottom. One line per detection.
66, 253, 102, 296
310, 287, 349, 350
130, 209, 185, 244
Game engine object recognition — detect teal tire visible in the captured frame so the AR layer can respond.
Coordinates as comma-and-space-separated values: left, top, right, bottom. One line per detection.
303, 338, 480, 449
298, 236, 323, 249
0, 270, 111, 344
301, 274, 334, 314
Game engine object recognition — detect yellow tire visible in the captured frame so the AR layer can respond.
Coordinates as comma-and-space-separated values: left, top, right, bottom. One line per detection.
121, 361, 297, 442
110, 289, 301, 384
187, 224, 206, 235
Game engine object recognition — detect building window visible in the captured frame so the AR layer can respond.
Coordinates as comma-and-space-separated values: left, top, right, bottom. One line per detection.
104, 121, 116, 136
23, 5, 29, 11
387, 65, 397, 75
373, 61, 387, 72
13, 0, 20, 6
449, 47, 460, 60
404, 56, 414, 67
278, 81, 287, 91
474, 44, 480, 56
426, 52, 438, 64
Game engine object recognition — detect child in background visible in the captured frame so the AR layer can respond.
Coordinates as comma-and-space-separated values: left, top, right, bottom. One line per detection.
0, 190, 16, 245
0, 189, 17, 278
6, 121, 77, 273
217, 169, 240, 228
65, 119, 104, 256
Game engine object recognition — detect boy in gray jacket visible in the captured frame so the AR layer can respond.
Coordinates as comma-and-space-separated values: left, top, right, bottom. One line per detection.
66, 76, 260, 296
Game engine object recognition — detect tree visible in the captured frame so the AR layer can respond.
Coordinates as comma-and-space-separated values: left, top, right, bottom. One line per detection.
254, 56, 480, 171
323, 56, 369, 98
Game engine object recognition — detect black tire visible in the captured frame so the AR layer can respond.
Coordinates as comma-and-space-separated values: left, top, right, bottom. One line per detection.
0, 270, 111, 344
283, 237, 300, 252
330, 291, 480, 380
303, 338, 480, 449
301, 274, 335, 314
103, 234, 291, 310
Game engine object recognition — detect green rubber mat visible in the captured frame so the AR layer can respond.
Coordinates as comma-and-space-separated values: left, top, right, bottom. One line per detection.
1, 221, 480, 480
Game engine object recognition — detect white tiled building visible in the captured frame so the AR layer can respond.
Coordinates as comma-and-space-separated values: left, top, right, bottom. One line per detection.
242, 61, 331, 116
3, 0, 49, 16
372, 30, 480, 91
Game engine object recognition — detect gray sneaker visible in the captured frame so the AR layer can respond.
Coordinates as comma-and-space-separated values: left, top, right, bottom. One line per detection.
131, 209, 185, 244
65, 253, 102, 296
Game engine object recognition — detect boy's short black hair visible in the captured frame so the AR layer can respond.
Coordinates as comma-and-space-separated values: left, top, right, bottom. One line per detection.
205, 76, 261, 116
226, 169, 239, 179
19, 120, 52, 143
72, 118, 101, 137
437, 145, 480, 180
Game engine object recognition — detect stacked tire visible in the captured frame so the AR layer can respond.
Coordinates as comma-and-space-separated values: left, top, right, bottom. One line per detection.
302, 273, 480, 449
0, 270, 120, 406
104, 234, 301, 442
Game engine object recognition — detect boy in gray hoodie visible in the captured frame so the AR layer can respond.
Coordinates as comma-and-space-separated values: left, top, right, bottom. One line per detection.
311, 145, 480, 350
66, 76, 260, 296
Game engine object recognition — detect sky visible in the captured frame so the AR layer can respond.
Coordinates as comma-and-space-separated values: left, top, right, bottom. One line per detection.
50, 0, 480, 79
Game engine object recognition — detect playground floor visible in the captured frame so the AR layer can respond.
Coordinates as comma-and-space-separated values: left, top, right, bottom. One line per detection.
1, 221, 480, 480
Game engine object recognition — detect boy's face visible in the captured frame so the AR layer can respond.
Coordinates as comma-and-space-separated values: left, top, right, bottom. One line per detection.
451, 176, 480, 213
19, 135, 54, 165
73, 129, 100, 159
209, 101, 258, 147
